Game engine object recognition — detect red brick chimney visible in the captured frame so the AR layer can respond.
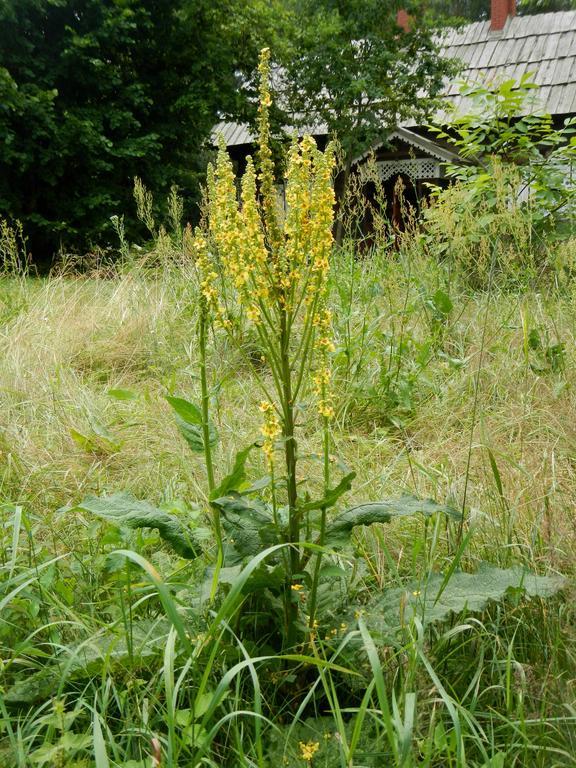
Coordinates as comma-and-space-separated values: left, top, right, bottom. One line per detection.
491, 0, 516, 31
396, 9, 411, 32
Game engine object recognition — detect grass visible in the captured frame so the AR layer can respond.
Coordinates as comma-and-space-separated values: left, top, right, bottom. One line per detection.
1, 243, 575, 766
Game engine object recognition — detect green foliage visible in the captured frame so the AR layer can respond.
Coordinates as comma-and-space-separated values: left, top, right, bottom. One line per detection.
166, 395, 218, 453
0, 0, 275, 262
352, 563, 566, 637
324, 496, 461, 548
279, 0, 457, 158
276, 0, 459, 228
426, 0, 576, 22
68, 492, 203, 559
517, 0, 576, 12
430, 75, 576, 239
424, 77, 576, 283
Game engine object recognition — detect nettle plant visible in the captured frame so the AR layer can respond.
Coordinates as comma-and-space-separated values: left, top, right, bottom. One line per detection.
75, 52, 564, 654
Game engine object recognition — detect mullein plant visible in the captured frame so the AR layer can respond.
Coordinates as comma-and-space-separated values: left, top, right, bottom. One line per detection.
190, 48, 337, 645
72, 49, 559, 673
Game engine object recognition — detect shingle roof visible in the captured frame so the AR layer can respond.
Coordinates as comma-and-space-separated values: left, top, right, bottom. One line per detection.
215, 11, 576, 148
441, 11, 576, 116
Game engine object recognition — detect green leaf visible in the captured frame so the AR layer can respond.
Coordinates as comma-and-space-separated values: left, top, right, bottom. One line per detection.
210, 444, 255, 500
211, 493, 278, 564
108, 388, 139, 401
300, 471, 356, 512
70, 423, 121, 454
166, 395, 203, 424
93, 711, 110, 768
324, 495, 461, 548
71, 492, 200, 559
356, 563, 565, 638
431, 289, 453, 315
4, 618, 171, 705
166, 395, 218, 453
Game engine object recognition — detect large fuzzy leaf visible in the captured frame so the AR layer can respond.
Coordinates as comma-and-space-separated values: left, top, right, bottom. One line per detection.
71, 492, 199, 559
211, 493, 278, 564
4, 619, 171, 706
325, 495, 461, 548
166, 395, 218, 453
353, 563, 565, 640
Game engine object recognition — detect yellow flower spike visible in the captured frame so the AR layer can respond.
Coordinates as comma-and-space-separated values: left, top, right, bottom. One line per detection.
309, 142, 336, 280
240, 158, 267, 282
257, 48, 281, 252
259, 400, 280, 467
285, 136, 314, 271
188, 227, 218, 311
208, 139, 246, 290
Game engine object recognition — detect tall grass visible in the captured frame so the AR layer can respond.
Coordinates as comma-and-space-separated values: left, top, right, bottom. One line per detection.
1, 221, 575, 764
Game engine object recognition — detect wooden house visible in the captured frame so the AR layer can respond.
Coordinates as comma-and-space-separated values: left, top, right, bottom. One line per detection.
214, 0, 576, 229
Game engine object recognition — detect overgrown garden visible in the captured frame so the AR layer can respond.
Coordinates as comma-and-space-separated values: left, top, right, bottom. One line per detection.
1, 41, 576, 765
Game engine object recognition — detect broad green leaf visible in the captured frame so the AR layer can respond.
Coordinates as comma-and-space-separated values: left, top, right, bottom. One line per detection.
4, 618, 171, 705
300, 471, 356, 512
354, 563, 565, 639
166, 395, 203, 424
324, 495, 461, 548
431, 289, 453, 315
71, 492, 200, 559
70, 422, 122, 454
211, 493, 278, 564
210, 443, 255, 500
107, 387, 139, 401
166, 395, 218, 452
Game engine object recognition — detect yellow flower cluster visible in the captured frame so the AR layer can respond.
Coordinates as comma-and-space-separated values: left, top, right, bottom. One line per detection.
185, 225, 218, 310
283, 138, 335, 309
259, 400, 281, 466
313, 307, 335, 420
257, 47, 281, 252
299, 740, 320, 762
309, 144, 336, 287
207, 148, 272, 323
205, 46, 337, 434
206, 49, 335, 336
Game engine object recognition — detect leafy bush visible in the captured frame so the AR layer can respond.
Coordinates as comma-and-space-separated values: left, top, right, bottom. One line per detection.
426, 76, 576, 283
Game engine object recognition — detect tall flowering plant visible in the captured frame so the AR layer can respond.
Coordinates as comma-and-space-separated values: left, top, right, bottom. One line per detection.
192, 48, 337, 643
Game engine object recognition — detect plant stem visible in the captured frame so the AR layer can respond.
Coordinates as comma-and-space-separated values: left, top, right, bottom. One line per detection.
199, 301, 223, 598
308, 404, 331, 631
280, 307, 300, 647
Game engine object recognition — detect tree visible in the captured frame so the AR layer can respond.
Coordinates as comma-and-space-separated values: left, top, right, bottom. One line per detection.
276, 0, 459, 242
0, 0, 271, 263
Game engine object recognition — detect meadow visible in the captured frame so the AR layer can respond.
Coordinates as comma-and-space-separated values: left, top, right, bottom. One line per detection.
1, 60, 576, 767
1, 225, 576, 766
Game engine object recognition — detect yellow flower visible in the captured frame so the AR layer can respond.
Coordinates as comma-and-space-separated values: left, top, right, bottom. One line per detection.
291, 583, 304, 591
259, 401, 280, 466
299, 740, 320, 762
